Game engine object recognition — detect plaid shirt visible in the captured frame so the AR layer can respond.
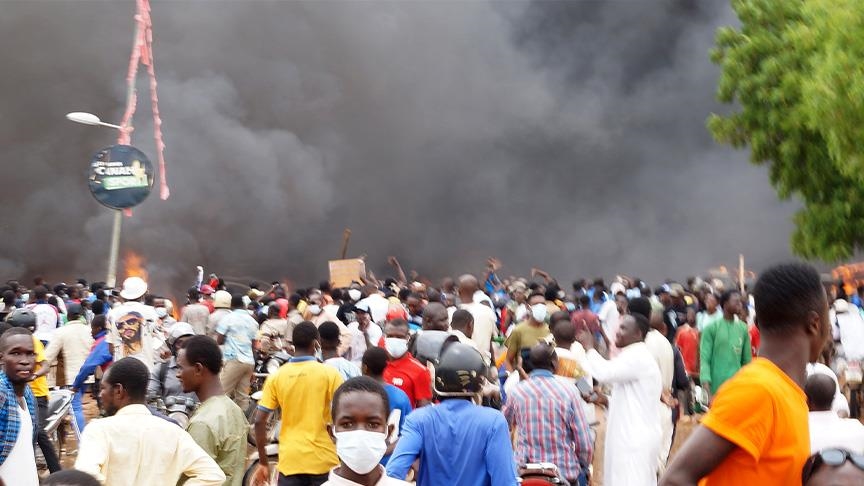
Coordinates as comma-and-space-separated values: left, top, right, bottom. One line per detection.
0, 371, 38, 466
503, 370, 593, 481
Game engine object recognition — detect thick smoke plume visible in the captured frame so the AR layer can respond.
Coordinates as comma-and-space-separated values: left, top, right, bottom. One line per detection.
0, 1, 798, 293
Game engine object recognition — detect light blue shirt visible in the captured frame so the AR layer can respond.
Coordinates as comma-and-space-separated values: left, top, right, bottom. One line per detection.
386, 399, 518, 486
215, 310, 258, 365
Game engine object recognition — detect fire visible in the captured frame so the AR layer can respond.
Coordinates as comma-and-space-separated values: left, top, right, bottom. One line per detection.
124, 250, 149, 282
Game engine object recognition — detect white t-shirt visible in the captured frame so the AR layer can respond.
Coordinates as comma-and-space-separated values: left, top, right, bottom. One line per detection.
26, 302, 59, 342
359, 294, 390, 325
106, 301, 161, 370
0, 403, 38, 486
809, 411, 864, 454
460, 302, 497, 361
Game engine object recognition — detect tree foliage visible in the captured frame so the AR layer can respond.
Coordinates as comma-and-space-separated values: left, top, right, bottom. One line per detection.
709, 0, 864, 261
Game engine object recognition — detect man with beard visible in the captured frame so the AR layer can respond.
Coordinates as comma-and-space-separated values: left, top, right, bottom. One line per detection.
106, 277, 160, 370
75, 357, 224, 485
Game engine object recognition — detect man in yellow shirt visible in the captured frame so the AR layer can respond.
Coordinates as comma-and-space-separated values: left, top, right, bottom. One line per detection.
6, 308, 61, 472
661, 262, 832, 485
252, 321, 343, 486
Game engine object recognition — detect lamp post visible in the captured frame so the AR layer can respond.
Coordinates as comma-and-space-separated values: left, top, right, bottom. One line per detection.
66, 112, 124, 289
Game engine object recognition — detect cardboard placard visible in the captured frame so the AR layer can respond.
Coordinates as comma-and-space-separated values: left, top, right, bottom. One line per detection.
329, 259, 365, 288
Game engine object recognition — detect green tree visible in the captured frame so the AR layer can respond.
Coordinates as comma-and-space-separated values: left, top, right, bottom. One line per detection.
709, 0, 864, 261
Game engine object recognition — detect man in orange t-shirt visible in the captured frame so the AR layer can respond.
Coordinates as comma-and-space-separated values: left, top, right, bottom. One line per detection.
661, 262, 832, 486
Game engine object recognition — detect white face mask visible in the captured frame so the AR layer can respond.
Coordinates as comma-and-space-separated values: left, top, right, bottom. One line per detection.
308, 304, 322, 316
531, 303, 548, 323
384, 337, 409, 358
348, 289, 362, 301
334, 430, 387, 474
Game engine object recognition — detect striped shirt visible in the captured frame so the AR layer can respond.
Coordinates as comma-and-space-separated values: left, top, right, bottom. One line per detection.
503, 369, 593, 481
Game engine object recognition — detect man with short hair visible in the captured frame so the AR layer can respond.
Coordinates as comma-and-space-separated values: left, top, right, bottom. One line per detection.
662, 262, 832, 485
216, 294, 258, 411
0, 327, 39, 485
362, 348, 412, 466
572, 295, 610, 357
450, 309, 479, 353
41, 303, 93, 433
252, 322, 344, 486
181, 288, 211, 336
75, 357, 225, 485
105, 277, 160, 370
457, 275, 497, 363
147, 322, 198, 403
383, 318, 432, 408
576, 314, 662, 486
321, 322, 361, 381
806, 374, 864, 454
505, 292, 551, 380
323, 376, 412, 485
412, 303, 453, 366
504, 342, 593, 486
699, 290, 751, 401
177, 336, 248, 485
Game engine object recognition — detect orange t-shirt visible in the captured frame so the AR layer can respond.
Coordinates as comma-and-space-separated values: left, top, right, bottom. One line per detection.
699, 357, 809, 486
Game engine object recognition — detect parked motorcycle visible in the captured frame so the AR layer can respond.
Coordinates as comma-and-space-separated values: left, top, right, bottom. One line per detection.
242, 442, 279, 486
518, 463, 568, 485
247, 390, 281, 446
45, 388, 75, 456
151, 395, 198, 428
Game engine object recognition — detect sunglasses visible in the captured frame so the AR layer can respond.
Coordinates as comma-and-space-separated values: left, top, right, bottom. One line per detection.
802, 448, 864, 483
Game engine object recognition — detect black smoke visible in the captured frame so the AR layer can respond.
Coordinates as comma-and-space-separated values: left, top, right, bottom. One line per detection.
0, 1, 798, 293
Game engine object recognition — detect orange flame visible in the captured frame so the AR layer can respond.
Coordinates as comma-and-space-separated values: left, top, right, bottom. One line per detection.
124, 250, 149, 282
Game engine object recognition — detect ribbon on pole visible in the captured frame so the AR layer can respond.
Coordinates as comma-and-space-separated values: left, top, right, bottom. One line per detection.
118, 0, 169, 205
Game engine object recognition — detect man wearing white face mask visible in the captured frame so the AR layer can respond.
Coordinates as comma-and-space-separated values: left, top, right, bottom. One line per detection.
504, 292, 551, 380
383, 318, 432, 408
323, 376, 411, 486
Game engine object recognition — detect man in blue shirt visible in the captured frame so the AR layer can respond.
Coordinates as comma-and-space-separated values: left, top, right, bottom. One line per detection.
215, 294, 258, 412
386, 343, 517, 486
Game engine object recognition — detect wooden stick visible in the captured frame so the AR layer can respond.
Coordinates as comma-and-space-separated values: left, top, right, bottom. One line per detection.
340, 228, 352, 260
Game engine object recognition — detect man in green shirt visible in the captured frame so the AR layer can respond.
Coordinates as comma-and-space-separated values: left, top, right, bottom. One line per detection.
699, 290, 752, 401
504, 292, 551, 379
176, 336, 247, 486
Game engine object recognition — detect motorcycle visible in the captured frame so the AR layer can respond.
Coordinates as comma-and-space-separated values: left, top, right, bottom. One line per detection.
246, 390, 281, 446
518, 463, 568, 485
45, 388, 75, 457
242, 442, 279, 486
151, 395, 198, 428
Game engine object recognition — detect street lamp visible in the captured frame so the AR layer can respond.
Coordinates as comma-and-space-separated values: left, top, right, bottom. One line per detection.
66, 111, 124, 289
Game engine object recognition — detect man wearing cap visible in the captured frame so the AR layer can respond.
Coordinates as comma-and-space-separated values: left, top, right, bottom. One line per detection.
147, 322, 198, 403
207, 290, 232, 338
40, 303, 93, 432
106, 277, 161, 370
199, 284, 216, 313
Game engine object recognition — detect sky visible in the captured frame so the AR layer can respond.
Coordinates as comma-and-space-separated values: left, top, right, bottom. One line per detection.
0, 0, 802, 293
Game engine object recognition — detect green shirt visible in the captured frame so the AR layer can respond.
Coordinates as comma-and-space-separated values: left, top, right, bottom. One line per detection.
182, 395, 247, 486
699, 318, 752, 392
504, 321, 551, 361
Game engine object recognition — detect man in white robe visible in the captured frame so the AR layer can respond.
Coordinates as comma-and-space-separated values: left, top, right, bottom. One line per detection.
577, 313, 663, 486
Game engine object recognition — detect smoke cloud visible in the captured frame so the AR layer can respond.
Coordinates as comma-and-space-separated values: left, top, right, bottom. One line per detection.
0, 1, 799, 293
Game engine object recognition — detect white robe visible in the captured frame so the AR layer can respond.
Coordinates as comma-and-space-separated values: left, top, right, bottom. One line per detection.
579, 342, 662, 486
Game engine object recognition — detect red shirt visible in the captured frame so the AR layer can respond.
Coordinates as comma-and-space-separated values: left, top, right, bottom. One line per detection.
384, 353, 432, 407
675, 325, 700, 376
748, 322, 761, 358
571, 309, 602, 335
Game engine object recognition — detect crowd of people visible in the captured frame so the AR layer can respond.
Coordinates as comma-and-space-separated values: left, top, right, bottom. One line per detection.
1, 259, 863, 485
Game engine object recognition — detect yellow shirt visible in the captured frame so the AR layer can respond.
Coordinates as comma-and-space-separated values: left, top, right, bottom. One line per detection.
31, 337, 49, 397
259, 359, 343, 475
699, 358, 809, 486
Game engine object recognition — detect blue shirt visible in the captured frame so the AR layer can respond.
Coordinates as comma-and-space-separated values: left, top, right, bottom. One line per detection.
381, 384, 412, 465
215, 310, 258, 365
386, 399, 518, 486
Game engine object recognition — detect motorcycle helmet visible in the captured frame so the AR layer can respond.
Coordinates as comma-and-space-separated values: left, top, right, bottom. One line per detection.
432, 342, 487, 397
6, 308, 37, 331
167, 322, 195, 348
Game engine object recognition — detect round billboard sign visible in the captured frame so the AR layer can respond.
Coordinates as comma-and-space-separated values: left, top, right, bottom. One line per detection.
88, 145, 154, 210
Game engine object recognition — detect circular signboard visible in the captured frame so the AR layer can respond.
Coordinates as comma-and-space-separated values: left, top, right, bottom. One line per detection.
88, 145, 154, 210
